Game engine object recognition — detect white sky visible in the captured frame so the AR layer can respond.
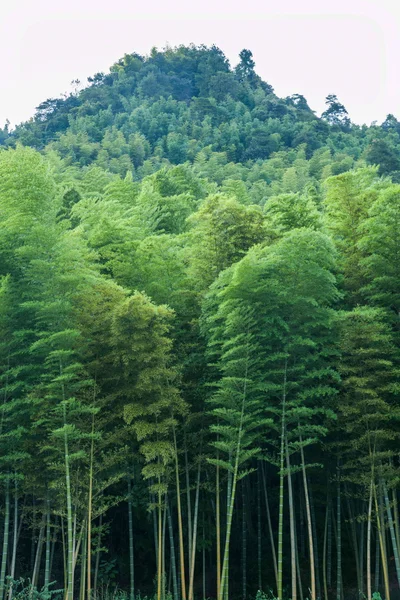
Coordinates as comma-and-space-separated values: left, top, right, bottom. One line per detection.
1, 0, 399, 128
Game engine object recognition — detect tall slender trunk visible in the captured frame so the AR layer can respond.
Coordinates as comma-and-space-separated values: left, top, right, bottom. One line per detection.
216, 456, 221, 600
261, 463, 278, 592
337, 471, 342, 600
31, 524, 45, 593
202, 521, 206, 600
44, 496, 51, 592
286, 441, 297, 600
128, 477, 135, 600
345, 487, 360, 594
300, 491, 306, 559
0, 478, 10, 600
382, 478, 400, 587
360, 508, 365, 598
61, 517, 67, 593
300, 441, 316, 600
188, 460, 201, 600
50, 516, 58, 588
367, 479, 373, 600
295, 504, 304, 600
242, 482, 247, 600
393, 488, 400, 556
327, 484, 332, 590
7, 477, 18, 600
62, 397, 74, 600
374, 530, 380, 593
309, 486, 320, 600
80, 521, 87, 600
257, 466, 262, 592
225, 456, 232, 600
323, 492, 329, 600
162, 502, 167, 600
374, 482, 390, 600
93, 515, 102, 595
167, 497, 178, 600
157, 486, 163, 600
218, 369, 248, 600
277, 360, 287, 600
87, 413, 95, 600
173, 426, 186, 600
185, 443, 192, 576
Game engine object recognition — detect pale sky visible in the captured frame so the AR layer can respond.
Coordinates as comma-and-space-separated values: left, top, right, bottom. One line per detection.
1, 0, 399, 128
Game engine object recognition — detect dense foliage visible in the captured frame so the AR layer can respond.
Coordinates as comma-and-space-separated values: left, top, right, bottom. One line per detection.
0, 44, 400, 600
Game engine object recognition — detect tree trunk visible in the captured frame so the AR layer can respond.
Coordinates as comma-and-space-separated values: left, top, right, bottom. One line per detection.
374, 482, 390, 600
157, 488, 163, 600
173, 426, 186, 600
367, 479, 373, 600
44, 496, 51, 592
87, 413, 95, 600
0, 478, 10, 600
309, 486, 321, 600
185, 443, 192, 577
167, 497, 178, 600
93, 514, 102, 595
277, 362, 287, 600
80, 522, 87, 600
374, 531, 380, 593
242, 481, 247, 600
216, 456, 221, 600
327, 484, 332, 589
31, 524, 45, 593
257, 466, 262, 592
337, 472, 342, 600
382, 478, 400, 587
63, 404, 74, 600
323, 493, 329, 600
300, 442, 316, 600
261, 462, 278, 592
286, 441, 297, 600
188, 460, 201, 600
7, 478, 18, 600
128, 477, 135, 600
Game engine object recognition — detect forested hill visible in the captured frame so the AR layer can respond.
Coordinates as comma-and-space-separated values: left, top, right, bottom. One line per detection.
1, 45, 400, 600
1, 44, 400, 183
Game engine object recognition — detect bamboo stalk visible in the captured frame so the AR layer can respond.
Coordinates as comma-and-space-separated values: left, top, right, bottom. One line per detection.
337, 470, 341, 600
128, 477, 135, 600
0, 477, 10, 600
382, 478, 400, 587
173, 426, 187, 600
188, 459, 201, 600
277, 360, 287, 600
242, 481, 247, 600
286, 440, 297, 600
257, 466, 262, 592
44, 495, 51, 592
87, 412, 95, 600
261, 463, 278, 592
166, 497, 178, 600
367, 479, 373, 600
300, 441, 316, 600
7, 477, 18, 600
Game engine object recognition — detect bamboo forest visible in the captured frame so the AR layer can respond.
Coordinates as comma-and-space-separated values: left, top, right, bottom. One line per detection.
1, 45, 400, 600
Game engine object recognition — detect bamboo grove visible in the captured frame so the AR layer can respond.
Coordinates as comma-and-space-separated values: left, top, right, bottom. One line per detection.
1, 45, 400, 600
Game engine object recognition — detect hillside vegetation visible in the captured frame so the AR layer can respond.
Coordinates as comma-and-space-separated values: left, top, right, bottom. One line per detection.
0, 45, 400, 600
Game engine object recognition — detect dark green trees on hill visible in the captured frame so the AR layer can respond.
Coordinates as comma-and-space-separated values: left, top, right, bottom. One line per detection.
0, 44, 400, 600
